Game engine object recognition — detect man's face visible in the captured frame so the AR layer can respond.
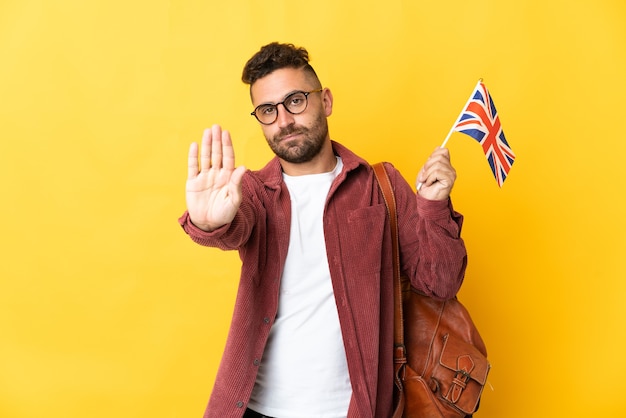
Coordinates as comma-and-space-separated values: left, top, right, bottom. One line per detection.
250, 67, 332, 164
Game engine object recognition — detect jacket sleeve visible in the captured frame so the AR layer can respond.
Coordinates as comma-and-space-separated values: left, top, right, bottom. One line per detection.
388, 164, 467, 300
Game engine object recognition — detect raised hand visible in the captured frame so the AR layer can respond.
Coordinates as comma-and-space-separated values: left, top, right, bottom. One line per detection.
416, 147, 456, 201
186, 125, 247, 231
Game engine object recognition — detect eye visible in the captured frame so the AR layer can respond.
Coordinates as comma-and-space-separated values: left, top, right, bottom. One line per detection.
288, 93, 306, 106
258, 105, 276, 116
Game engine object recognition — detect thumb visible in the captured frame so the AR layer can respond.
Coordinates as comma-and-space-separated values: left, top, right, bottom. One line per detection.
231, 165, 246, 186
227, 166, 246, 201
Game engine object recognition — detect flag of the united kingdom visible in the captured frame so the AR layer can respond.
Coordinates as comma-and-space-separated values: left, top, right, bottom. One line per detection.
453, 81, 515, 187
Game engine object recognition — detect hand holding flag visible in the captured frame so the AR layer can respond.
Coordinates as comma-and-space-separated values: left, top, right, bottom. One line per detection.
416, 147, 457, 201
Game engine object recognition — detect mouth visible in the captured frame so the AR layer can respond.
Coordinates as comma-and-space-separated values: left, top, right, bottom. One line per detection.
281, 134, 300, 143
277, 129, 304, 144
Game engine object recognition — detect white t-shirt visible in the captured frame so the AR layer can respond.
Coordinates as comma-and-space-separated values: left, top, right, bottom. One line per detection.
248, 157, 351, 418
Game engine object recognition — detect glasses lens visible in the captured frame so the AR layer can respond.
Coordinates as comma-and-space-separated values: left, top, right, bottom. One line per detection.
284, 92, 308, 114
255, 104, 277, 124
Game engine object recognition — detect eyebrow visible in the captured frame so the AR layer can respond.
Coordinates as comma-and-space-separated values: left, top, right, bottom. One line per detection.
257, 89, 305, 107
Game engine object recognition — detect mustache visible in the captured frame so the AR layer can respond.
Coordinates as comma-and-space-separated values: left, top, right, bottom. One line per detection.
275, 125, 307, 140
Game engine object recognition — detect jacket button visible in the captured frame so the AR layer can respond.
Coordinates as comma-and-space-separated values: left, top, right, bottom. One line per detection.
253, 358, 260, 366
236, 401, 244, 408
263, 317, 270, 324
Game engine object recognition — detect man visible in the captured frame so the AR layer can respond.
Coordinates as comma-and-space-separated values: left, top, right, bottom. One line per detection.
179, 42, 467, 418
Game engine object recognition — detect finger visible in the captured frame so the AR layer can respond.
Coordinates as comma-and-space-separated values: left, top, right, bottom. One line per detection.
431, 149, 455, 183
425, 161, 454, 182
420, 148, 450, 175
417, 159, 437, 184
421, 170, 438, 188
418, 164, 454, 189
221, 129, 235, 171
200, 128, 212, 171
210, 125, 223, 170
187, 142, 199, 180
432, 165, 456, 188
228, 165, 247, 203
231, 165, 247, 183
425, 148, 450, 167
432, 147, 450, 159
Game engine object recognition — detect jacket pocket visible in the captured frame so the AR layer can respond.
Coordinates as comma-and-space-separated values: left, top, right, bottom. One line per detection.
338, 203, 387, 276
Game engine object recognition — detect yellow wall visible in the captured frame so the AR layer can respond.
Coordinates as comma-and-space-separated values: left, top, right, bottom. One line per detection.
1, 1, 625, 417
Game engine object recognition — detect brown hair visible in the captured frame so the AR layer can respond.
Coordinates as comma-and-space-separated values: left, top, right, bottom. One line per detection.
242, 42, 320, 86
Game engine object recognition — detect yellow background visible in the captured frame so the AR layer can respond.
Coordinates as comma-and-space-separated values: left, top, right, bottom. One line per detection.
1, 0, 625, 417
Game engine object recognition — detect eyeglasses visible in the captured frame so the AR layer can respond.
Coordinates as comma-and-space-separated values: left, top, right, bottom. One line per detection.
251, 89, 323, 125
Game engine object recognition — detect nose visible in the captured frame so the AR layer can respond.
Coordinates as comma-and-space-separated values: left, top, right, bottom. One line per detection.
274, 103, 295, 127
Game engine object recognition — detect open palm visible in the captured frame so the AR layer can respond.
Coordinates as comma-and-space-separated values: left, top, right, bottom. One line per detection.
186, 125, 246, 231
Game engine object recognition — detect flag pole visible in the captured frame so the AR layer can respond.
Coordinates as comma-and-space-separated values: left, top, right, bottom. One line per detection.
417, 78, 483, 191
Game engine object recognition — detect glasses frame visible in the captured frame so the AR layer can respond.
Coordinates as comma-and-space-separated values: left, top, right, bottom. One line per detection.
250, 88, 323, 125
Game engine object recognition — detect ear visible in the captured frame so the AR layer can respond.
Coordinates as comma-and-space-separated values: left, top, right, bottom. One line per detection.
322, 88, 333, 117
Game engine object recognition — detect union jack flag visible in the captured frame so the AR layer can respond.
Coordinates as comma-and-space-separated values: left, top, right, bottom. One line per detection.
453, 81, 515, 187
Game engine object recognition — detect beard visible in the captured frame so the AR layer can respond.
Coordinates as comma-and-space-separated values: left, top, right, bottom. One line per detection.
265, 112, 329, 164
